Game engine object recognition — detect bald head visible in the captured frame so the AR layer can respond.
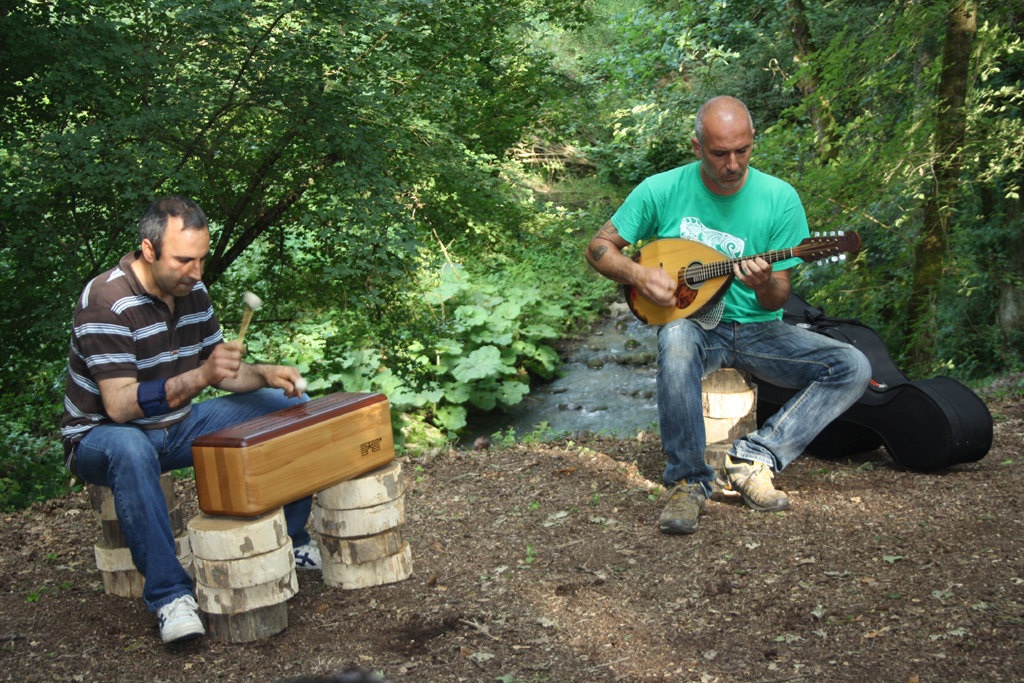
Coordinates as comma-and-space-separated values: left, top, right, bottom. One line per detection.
691, 96, 755, 196
694, 96, 753, 146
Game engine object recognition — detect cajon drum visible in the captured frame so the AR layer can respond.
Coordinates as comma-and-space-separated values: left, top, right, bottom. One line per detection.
192, 393, 395, 517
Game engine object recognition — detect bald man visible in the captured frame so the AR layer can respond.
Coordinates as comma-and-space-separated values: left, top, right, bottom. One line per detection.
586, 96, 870, 535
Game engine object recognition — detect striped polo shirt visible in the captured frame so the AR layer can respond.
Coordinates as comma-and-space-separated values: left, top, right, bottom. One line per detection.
61, 251, 223, 472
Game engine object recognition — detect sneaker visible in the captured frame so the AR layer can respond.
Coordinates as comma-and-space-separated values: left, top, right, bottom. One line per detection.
658, 482, 707, 535
725, 456, 790, 512
293, 542, 322, 570
157, 595, 204, 644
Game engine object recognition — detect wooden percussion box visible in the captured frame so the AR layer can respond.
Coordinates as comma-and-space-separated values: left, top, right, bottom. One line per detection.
192, 393, 395, 517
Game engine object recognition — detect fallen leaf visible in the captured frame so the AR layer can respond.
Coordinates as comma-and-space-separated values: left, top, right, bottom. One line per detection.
460, 647, 473, 658
863, 626, 890, 639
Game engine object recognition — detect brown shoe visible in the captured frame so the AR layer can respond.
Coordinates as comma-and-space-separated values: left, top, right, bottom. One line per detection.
658, 482, 706, 535
724, 457, 790, 512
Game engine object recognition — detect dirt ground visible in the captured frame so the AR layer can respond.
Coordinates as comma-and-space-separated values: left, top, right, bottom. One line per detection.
1, 394, 1022, 683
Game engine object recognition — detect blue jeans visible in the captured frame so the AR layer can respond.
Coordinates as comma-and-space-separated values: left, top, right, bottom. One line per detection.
657, 319, 871, 494
75, 389, 312, 612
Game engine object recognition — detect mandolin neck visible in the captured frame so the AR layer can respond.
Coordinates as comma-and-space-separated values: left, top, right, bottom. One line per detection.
695, 248, 797, 283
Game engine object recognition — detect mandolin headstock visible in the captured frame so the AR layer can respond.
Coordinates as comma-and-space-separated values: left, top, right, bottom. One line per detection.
795, 231, 861, 264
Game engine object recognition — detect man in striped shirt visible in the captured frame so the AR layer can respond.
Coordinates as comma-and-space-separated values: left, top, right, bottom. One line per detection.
61, 196, 320, 644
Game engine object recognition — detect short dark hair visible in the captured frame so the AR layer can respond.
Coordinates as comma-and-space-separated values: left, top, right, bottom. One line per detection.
139, 196, 208, 259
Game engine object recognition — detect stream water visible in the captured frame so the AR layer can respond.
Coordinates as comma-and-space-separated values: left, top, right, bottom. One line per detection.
465, 303, 662, 442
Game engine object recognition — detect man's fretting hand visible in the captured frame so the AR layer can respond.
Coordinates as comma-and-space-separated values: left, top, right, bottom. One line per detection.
733, 257, 773, 291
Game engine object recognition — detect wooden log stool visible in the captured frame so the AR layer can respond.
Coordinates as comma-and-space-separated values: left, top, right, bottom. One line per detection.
187, 508, 296, 643
315, 460, 413, 590
701, 369, 757, 492
88, 472, 191, 598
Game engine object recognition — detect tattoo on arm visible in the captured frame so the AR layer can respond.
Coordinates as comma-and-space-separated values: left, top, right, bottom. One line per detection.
590, 245, 608, 262
596, 223, 620, 242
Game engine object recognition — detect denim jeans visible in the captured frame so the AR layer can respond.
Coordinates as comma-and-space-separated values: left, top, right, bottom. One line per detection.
75, 388, 312, 612
657, 319, 871, 495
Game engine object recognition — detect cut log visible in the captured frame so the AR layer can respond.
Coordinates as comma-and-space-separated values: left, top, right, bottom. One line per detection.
321, 542, 413, 590
99, 503, 186, 548
319, 526, 404, 565
101, 569, 145, 599
188, 508, 287, 561
94, 535, 192, 598
88, 473, 175, 520
196, 571, 298, 614
704, 415, 758, 444
94, 541, 137, 573
313, 496, 404, 538
194, 539, 294, 589
317, 460, 403, 510
702, 390, 755, 419
202, 602, 289, 643
702, 369, 757, 444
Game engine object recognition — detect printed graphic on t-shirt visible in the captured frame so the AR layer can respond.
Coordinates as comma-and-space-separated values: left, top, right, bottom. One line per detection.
678, 217, 745, 258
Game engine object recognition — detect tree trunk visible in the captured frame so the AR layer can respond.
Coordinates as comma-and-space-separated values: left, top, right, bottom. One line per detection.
997, 192, 1024, 335
905, 0, 976, 375
786, 0, 838, 164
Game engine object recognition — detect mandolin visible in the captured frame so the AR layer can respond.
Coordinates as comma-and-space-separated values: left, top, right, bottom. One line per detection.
624, 232, 861, 325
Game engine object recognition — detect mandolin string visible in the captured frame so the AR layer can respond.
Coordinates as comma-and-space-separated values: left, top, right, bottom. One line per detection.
691, 247, 799, 283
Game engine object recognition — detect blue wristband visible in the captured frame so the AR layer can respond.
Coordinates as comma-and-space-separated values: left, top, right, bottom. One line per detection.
137, 379, 172, 417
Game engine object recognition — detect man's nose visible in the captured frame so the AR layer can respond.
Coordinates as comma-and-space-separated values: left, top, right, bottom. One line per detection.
189, 261, 203, 280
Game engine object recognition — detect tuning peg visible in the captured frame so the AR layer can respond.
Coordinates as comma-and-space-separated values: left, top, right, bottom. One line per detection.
840, 254, 847, 261
829, 231, 837, 236
831, 255, 839, 262
817, 260, 824, 266
838, 230, 845, 236
813, 231, 820, 237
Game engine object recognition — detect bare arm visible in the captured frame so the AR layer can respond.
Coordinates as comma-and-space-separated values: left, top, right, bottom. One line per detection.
585, 220, 676, 308
733, 258, 791, 312
98, 341, 303, 423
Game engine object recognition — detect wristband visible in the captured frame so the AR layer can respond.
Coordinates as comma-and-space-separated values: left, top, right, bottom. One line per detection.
137, 379, 172, 417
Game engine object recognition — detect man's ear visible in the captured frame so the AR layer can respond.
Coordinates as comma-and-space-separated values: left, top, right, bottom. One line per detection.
691, 136, 701, 158
140, 238, 157, 264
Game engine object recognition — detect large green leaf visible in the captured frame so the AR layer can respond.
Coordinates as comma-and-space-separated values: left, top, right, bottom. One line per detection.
435, 404, 467, 431
452, 345, 507, 382
497, 380, 530, 406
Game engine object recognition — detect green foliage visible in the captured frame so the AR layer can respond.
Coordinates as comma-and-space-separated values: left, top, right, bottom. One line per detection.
0, 361, 67, 511
0, 0, 590, 372
303, 262, 566, 439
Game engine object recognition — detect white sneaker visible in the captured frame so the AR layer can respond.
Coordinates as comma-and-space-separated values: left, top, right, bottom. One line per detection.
157, 595, 204, 644
293, 542, 322, 570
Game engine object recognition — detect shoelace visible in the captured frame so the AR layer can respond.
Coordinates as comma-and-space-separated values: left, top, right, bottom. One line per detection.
664, 485, 702, 511
160, 596, 198, 625
739, 463, 775, 497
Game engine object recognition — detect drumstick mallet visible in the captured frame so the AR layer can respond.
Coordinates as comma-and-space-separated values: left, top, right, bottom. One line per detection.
237, 291, 262, 345
237, 291, 307, 395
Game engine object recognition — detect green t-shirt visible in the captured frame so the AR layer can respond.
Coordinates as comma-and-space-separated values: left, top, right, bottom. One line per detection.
611, 162, 809, 323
